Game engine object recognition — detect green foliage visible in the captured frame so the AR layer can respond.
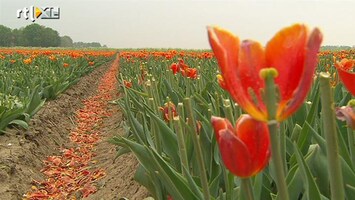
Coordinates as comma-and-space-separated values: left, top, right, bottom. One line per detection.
0, 25, 12, 47
0, 24, 106, 48
0, 50, 115, 133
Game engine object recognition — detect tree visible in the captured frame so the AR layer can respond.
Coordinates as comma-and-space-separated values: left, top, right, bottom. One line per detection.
22, 24, 43, 46
42, 27, 60, 47
73, 41, 103, 48
60, 36, 73, 47
12, 28, 26, 46
0, 25, 13, 47
22, 24, 60, 47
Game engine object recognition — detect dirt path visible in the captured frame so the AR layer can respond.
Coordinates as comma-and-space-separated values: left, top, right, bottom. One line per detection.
0, 56, 148, 199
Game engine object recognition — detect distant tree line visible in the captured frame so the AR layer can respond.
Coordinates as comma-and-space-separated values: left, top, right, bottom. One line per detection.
0, 24, 106, 48
321, 45, 354, 51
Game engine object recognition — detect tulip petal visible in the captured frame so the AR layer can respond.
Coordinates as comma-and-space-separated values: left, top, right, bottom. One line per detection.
211, 116, 234, 141
336, 106, 355, 129
278, 28, 323, 120
208, 26, 266, 121
212, 115, 270, 177
217, 129, 253, 177
266, 24, 308, 105
239, 40, 267, 116
335, 59, 355, 96
236, 115, 270, 175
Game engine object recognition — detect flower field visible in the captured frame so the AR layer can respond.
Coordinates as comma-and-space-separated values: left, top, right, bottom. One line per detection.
0, 49, 115, 133
112, 25, 355, 200
0, 25, 355, 200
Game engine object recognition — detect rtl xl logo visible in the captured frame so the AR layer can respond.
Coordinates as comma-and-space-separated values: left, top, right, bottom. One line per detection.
17, 6, 60, 22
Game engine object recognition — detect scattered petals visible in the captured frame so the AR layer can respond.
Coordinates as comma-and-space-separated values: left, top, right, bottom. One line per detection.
24, 55, 119, 199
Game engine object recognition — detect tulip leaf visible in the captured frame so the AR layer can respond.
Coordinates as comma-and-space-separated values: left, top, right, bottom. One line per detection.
294, 142, 321, 200
182, 166, 204, 199
8, 119, 28, 130
148, 147, 204, 200
143, 103, 180, 169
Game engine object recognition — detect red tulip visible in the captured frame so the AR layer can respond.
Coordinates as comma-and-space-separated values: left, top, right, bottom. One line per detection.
170, 63, 180, 74
208, 24, 323, 121
211, 115, 270, 177
123, 80, 132, 88
216, 74, 227, 90
159, 102, 178, 122
335, 58, 355, 96
181, 67, 198, 79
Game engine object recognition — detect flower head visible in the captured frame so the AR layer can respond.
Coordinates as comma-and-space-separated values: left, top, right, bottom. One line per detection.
63, 63, 69, 68
336, 106, 355, 130
335, 58, 355, 96
159, 102, 178, 122
208, 24, 323, 121
211, 114, 270, 177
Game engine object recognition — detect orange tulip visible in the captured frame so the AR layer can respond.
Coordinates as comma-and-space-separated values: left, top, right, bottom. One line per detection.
208, 24, 323, 121
212, 114, 270, 177
23, 58, 32, 64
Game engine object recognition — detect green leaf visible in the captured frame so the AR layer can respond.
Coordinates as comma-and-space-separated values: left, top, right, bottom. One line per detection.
294, 143, 321, 200
9, 119, 28, 130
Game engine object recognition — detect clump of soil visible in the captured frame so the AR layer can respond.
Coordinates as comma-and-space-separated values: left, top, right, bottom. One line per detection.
0, 61, 148, 200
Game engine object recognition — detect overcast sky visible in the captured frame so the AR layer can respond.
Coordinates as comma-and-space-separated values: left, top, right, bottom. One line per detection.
0, 0, 354, 49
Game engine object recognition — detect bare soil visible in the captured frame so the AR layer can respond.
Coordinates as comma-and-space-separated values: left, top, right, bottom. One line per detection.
0, 61, 148, 200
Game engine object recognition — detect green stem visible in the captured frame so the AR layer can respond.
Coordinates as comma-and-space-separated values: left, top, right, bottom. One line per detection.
319, 72, 344, 200
222, 166, 231, 200
223, 99, 235, 124
148, 98, 162, 154
261, 68, 289, 200
280, 122, 287, 174
347, 126, 355, 168
173, 116, 189, 177
240, 178, 255, 200
184, 98, 211, 200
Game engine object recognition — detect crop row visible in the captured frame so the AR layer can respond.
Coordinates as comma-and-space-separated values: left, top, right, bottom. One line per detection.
0, 49, 115, 133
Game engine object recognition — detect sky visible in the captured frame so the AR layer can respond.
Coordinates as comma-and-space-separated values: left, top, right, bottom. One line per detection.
0, 0, 355, 49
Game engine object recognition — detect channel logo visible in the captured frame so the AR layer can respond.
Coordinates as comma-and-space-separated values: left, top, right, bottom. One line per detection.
17, 6, 60, 22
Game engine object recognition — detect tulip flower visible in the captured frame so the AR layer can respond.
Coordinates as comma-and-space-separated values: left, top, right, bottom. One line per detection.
208, 24, 323, 121
123, 80, 132, 88
336, 105, 355, 130
211, 114, 270, 177
159, 102, 178, 122
170, 63, 180, 74
335, 58, 355, 96
216, 74, 227, 90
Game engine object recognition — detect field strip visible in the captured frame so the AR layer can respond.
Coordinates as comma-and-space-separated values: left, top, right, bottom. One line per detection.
24, 56, 119, 199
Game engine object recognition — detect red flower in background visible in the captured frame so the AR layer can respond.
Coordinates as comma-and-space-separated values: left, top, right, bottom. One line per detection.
63, 63, 69, 68
170, 58, 198, 79
123, 80, 132, 88
170, 63, 180, 74
208, 24, 323, 122
216, 74, 227, 90
159, 102, 178, 122
335, 58, 355, 96
211, 115, 270, 177
181, 67, 198, 79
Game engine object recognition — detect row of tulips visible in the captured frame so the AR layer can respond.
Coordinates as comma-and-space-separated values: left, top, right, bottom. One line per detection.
113, 24, 355, 200
0, 49, 116, 133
